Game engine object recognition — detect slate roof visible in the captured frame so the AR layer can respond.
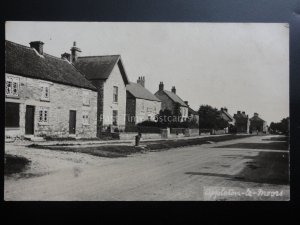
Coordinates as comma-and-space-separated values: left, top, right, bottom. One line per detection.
74, 55, 129, 84
220, 110, 234, 122
5, 40, 97, 91
188, 106, 198, 115
127, 82, 161, 102
233, 112, 248, 119
250, 115, 265, 122
162, 90, 188, 107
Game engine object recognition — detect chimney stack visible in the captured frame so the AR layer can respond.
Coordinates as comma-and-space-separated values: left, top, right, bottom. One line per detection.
171, 86, 176, 94
254, 112, 259, 117
242, 111, 245, 115
70, 41, 81, 63
184, 101, 189, 106
137, 76, 145, 87
30, 41, 44, 55
224, 107, 228, 112
61, 52, 71, 62
237, 111, 241, 114
159, 82, 164, 91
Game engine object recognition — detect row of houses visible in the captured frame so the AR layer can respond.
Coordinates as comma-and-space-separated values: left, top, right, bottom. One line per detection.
5, 40, 200, 139
5, 40, 267, 139
219, 108, 268, 133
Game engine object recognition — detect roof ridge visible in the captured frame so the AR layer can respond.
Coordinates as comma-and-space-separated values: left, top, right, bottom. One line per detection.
6, 40, 70, 63
162, 90, 188, 107
5, 40, 33, 50
78, 55, 120, 59
6, 39, 97, 91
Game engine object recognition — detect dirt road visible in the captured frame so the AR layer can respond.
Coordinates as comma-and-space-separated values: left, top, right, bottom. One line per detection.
4, 135, 289, 201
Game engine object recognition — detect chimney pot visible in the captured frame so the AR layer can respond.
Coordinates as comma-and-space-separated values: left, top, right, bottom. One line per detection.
137, 76, 145, 87
70, 41, 81, 63
61, 52, 71, 62
159, 82, 164, 91
171, 86, 176, 94
30, 41, 44, 55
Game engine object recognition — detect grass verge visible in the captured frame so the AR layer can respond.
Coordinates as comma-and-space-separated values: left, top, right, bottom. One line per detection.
28, 135, 251, 158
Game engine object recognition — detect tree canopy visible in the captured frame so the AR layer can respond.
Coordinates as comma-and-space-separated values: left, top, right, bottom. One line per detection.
198, 105, 229, 130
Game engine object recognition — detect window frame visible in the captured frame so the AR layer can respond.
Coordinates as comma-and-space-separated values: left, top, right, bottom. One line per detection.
112, 110, 118, 126
82, 111, 90, 125
38, 107, 49, 124
6, 76, 20, 98
113, 86, 118, 103
40, 83, 50, 101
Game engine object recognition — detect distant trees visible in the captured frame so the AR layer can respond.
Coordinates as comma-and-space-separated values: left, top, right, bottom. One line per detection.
198, 105, 229, 130
269, 117, 289, 135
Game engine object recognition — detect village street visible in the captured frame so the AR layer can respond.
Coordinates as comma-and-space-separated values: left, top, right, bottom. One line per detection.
4, 135, 289, 201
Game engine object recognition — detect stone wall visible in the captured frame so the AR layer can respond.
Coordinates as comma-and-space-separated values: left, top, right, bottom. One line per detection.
135, 98, 161, 123
5, 73, 97, 138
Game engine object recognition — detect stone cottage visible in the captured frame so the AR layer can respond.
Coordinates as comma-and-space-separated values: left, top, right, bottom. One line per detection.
233, 111, 250, 133
5, 40, 98, 139
154, 82, 189, 121
72, 43, 129, 135
249, 113, 267, 133
126, 76, 161, 129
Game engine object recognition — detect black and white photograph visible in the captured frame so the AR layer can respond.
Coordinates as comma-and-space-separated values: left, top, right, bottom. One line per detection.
4, 21, 290, 201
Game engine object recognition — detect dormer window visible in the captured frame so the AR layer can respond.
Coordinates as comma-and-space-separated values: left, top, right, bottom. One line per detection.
40, 83, 50, 101
6, 76, 20, 97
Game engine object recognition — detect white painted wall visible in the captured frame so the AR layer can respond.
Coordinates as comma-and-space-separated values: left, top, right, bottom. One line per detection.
102, 63, 127, 129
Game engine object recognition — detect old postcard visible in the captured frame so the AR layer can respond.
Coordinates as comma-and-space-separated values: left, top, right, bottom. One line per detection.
4, 22, 289, 201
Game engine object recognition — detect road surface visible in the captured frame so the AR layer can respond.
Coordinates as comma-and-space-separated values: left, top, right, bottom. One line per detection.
4, 135, 289, 200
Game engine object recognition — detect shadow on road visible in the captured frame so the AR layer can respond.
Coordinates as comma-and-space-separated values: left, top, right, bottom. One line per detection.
186, 151, 289, 185
214, 142, 288, 151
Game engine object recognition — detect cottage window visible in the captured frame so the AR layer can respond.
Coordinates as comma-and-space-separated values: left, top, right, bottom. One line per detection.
83, 90, 90, 106
113, 86, 118, 103
6, 76, 20, 97
5, 102, 20, 127
40, 84, 50, 101
82, 111, 90, 125
38, 107, 49, 124
112, 110, 118, 126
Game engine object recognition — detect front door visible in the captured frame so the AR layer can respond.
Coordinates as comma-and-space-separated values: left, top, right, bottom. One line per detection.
25, 105, 35, 135
69, 110, 76, 134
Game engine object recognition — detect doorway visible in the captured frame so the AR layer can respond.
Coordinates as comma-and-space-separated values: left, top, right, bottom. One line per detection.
25, 105, 35, 135
69, 110, 76, 134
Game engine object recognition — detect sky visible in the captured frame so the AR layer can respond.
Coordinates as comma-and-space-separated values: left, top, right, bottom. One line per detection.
6, 22, 289, 124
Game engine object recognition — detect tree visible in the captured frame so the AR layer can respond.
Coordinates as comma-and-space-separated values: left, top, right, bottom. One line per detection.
198, 105, 228, 130
173, 102, 182, 122
270, 117, 289, 135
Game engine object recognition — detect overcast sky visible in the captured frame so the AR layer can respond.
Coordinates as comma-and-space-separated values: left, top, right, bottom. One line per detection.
6, 22, 289, 124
